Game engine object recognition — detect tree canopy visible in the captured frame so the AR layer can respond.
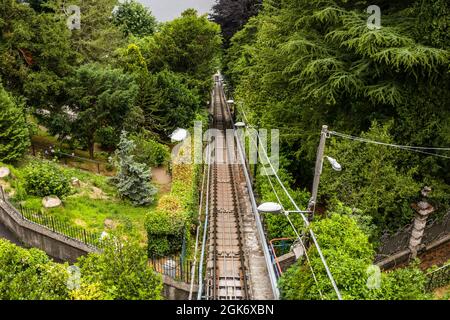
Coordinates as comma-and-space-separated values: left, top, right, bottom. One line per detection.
226, 0, 450, 234
113, 0, 157, 38
43, 63, 139, 158
0, 83, 30, 163
211, 0, 262, 46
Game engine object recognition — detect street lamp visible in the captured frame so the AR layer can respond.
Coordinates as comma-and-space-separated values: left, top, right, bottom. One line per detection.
169, 128, 188, 142
257, 202, 283, 214
235, 121, 246, 129
257, 202, 310, 216
325, 156, 342, 172
257, 202, 309, 261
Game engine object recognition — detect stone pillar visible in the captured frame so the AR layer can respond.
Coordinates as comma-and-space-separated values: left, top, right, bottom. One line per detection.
409, 186, 434, 260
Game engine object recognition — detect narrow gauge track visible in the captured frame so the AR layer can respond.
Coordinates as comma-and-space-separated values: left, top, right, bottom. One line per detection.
203, 77, 249, 300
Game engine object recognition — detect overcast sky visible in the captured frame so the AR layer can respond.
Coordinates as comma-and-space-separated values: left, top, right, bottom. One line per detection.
137, 0, 214, 22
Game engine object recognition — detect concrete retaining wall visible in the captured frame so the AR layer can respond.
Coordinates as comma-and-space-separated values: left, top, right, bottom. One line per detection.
162, 275, 198, 300
0, 199, 97, 262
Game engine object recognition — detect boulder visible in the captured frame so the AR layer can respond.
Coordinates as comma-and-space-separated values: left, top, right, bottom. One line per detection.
71, 177, 81, 187
0, 167, 10, 179
42, 196, 62, 208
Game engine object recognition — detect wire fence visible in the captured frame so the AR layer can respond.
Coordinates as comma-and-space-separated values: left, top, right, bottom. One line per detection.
426, 263, 450, 292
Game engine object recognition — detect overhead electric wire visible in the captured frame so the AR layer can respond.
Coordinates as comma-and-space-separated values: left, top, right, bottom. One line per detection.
234, 101, 343, 300
260, 158, 324, 299
329, 131, 450, 159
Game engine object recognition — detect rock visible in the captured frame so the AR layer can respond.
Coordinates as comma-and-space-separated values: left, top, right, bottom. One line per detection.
42, 196, 62, 208
0, 167, 10, 179
71, 177, 81, 187
104, 218, 118, 230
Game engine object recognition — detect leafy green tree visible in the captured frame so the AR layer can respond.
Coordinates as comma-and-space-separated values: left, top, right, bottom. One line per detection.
226, 0, 450, 233
77, 234, 163, 300
48, 63, 138, 159
0, 0, 74, 102
48, 0, 125, 63
111, 131, 157, 206
113, 0, 157, 38
144, 9, 222, 97
279, 213, 430, 300
0, 84, 30, 163
0, 239, 70, 300
211, 0, 262, 46
138, 70, 200, 138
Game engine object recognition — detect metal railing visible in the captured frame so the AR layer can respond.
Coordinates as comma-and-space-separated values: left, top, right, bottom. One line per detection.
269, 238, 295, 278
426, 262, 450, 292
31, 143, 110, 174
150, 255, 194, 284
1, 186, 101, 248
375, 212, 450, 262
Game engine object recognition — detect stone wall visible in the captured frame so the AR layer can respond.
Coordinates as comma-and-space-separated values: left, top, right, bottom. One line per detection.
377, 234, 450, 270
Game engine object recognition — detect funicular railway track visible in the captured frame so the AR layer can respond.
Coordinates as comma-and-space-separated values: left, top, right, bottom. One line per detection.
203, 77, 250, 300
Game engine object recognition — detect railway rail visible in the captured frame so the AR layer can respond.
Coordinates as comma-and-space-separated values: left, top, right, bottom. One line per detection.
202, 76, 250, 300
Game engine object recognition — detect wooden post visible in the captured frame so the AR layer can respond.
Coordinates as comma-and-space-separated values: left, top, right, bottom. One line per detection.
409, 186, 434, 260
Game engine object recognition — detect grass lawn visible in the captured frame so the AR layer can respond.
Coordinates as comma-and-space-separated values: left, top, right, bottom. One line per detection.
0, 158, 163, 243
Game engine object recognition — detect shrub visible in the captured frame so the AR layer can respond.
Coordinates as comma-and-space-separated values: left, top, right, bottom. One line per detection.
256, 163, 310, 240
320, 121, 421, 232
23, 160, 71, 198
279, 213, 430, 300
0, 239, 70, 300
145, 195, 188, 257
130, 132, 170, 167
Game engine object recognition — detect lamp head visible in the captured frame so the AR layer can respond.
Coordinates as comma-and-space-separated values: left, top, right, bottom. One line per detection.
326, 156, 342, 172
